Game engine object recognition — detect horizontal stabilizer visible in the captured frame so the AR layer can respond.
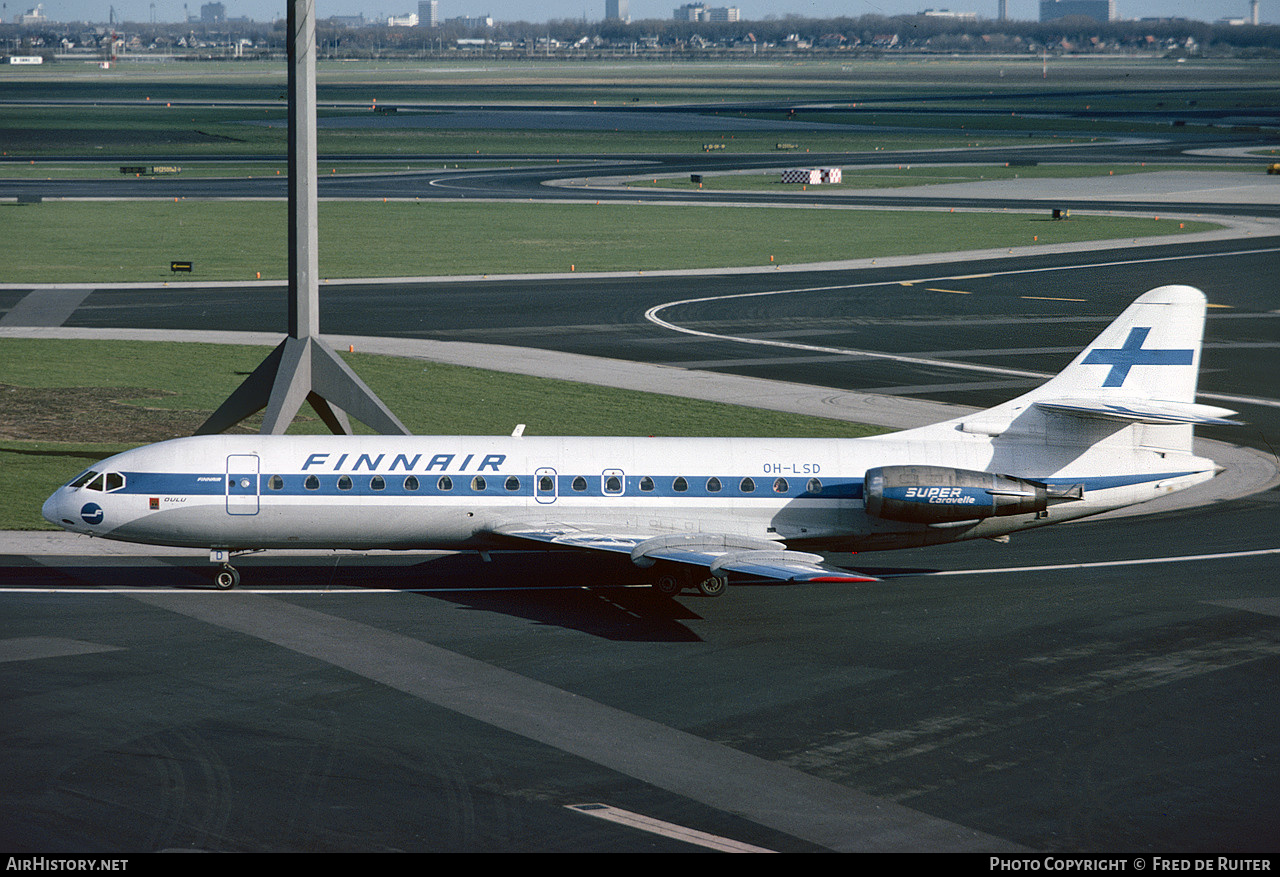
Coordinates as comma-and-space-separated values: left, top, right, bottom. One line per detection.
1035, 397, 1241, 426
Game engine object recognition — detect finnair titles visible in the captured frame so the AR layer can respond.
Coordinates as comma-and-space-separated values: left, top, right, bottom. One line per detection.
43, 286, 1239, 595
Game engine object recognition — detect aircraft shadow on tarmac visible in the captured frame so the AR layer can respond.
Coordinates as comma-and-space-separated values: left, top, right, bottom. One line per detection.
6, 550, 947, 642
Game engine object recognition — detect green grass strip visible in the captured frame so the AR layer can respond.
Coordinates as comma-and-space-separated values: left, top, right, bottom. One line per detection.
0, 200, 1218, 283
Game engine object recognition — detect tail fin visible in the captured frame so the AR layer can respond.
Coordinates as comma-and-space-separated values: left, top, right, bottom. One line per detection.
919, 286, 1239, 453
1024, 285, 1238, 427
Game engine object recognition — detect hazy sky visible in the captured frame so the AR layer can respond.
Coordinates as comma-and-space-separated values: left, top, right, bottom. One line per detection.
11, 0, 1268, 26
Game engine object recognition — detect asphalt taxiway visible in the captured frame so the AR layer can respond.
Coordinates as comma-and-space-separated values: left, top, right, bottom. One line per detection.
2, 155, 1278, 853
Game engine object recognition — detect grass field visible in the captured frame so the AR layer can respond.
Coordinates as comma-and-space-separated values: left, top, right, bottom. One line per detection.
5, 57, 1275, 109
0, 103, 1076, 157
0, 199, 1220, 283
0, 338, 887, 531
5, 55, 1276, 158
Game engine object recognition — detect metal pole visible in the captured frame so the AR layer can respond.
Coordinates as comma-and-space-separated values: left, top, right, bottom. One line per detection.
288, 0, 319, 339
195, 0, 409, 437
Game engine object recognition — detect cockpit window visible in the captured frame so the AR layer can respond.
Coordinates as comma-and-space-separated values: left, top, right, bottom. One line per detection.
83, 473, 105, 492
104, 472, 125, 493
70, 470, 99, 489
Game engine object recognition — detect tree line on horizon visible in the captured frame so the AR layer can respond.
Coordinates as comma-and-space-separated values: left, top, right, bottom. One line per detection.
4, 12, 1278, 57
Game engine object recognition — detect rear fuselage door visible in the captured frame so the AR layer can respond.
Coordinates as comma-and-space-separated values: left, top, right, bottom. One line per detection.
226, 454, 260, 515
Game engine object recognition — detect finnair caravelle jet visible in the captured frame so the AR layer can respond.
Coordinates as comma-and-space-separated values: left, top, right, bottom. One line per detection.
43, 285, 1238, 594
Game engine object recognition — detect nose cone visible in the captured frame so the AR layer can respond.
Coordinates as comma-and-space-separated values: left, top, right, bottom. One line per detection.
42, 489, 66, 529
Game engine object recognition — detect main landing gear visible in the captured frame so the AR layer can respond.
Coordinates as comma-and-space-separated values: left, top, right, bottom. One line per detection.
651, 565, 726, 598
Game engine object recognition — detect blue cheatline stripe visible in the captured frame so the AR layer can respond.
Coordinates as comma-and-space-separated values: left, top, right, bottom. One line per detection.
113, 471, 867, 500
106, 470, 1202, 502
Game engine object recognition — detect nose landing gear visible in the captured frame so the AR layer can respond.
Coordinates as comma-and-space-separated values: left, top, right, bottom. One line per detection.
214, 563, 240, 590
209, 548, 258, 589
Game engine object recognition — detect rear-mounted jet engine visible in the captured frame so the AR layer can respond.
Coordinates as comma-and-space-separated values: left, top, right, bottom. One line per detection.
864, 465, 1082, 525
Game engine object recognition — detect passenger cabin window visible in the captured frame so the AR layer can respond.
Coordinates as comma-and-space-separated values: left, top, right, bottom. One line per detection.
370, 475, 386, 491
773, 477, 789, 493
673, 476, 688, 492
571, 476, 588, 492
806, 478, 822, 494
437, 475, 453, 491
639, 476, 655, 492
604, 475, 622, 494
706, 477, 722, 492
538, 475, 554, 492
470, 476, 486, 492
739, 477, 756, 493
505, 476, 521, 492
404, 475, 420, 491
304, 475, 320, 491
268, 475, 284, 491
337, 475, 353, 491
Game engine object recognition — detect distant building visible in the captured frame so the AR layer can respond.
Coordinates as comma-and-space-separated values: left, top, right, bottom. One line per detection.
16, 3, 47, 24
673, 4, 739, 21
387, 12, 419, 26
200, 2, 226, 23
606, 0, 629, 22
418, 1, 439, 27
1039, 0, 1115, 22
921, 8, 979, 20
446, 14, 494, 28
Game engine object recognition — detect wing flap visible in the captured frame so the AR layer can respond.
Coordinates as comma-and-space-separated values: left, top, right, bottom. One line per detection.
491, 523, 876, 583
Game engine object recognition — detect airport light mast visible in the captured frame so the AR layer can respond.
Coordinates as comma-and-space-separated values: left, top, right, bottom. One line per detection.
196, 0, 409, 437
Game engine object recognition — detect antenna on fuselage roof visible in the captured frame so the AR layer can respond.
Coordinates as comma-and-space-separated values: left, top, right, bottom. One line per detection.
195, 0, 408, 438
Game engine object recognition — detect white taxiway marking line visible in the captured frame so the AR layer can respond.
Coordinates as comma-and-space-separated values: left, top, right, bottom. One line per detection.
565, 803, 776, 853
0, 584, 652, 595
5, 552, 1280, 593
644, 246, 1280, 411
877, 546, 1280, 578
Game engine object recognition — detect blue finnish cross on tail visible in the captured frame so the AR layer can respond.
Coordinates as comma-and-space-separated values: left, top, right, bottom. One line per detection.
1081, 327, 1195, 388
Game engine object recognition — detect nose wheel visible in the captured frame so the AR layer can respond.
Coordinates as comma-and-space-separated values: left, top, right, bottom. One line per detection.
214, 564, 240, 590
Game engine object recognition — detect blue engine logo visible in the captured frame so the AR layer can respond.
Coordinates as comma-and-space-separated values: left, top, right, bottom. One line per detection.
80, 503, 104, 525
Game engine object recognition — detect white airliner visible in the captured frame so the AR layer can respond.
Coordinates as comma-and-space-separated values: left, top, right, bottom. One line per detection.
43, 285, 1238, 594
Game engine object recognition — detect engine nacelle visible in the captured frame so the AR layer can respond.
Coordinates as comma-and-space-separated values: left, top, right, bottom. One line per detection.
865, 465, 1056, 525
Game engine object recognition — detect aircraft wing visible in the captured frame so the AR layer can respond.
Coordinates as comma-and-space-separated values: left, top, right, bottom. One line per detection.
491, 523, 877, 584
